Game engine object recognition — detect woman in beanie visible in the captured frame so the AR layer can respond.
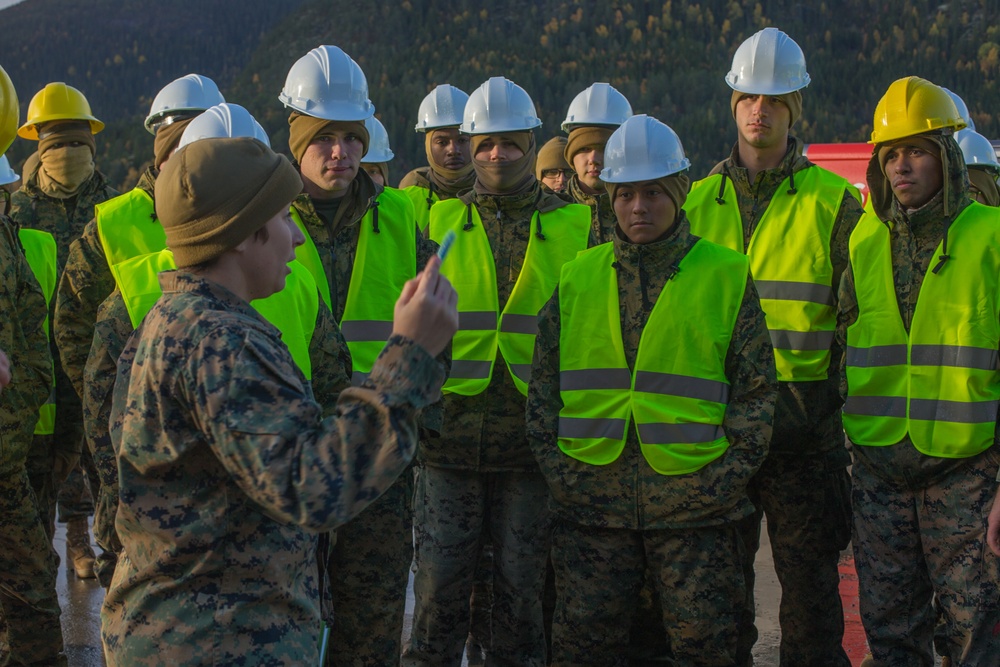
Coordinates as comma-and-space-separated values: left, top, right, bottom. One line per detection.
526, 115, 776, 665
100, 136, 457, 666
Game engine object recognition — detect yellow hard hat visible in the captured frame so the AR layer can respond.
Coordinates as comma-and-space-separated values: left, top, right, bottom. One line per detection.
17, 82, 104, 140
869, 76, 965, 145
0, 65, 18, 155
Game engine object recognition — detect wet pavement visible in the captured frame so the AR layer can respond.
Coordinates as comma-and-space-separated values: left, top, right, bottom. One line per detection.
55, 518, 873, 667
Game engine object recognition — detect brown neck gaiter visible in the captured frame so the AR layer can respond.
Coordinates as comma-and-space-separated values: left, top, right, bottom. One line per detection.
154, 117, 196, 169
425, 131, 475, 197
37, 145, 95, 198
472, 133, 537, 196
968, 167, 1000, 207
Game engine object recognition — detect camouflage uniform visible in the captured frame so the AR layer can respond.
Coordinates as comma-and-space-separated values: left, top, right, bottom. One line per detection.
566, 174, 616, 247
526, 216, 776, 666
82, 279, 352, 587
686, 138, 861, 666
99, 270, 440, 665
402, 184, 585, 667
9, 163, 118, 530
0, 216, 64, 665
835, 136, 1000, 666
398, 166, 475, 233
291, 168, 442, 666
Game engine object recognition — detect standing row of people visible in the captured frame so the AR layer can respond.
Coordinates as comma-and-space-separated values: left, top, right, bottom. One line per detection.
1, 25, 999, 667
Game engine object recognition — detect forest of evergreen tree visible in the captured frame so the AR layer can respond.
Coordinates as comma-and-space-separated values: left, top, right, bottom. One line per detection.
0, 0, 997, 190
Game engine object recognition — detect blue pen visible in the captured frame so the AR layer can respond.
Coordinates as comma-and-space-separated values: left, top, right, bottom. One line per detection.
437, 229, 457, 262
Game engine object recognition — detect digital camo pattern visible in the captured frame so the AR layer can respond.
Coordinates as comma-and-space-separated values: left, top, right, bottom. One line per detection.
84, 283, 352, 587
0, 215, 62, 665
566, 173, 617, 247
101, 271, 441, 666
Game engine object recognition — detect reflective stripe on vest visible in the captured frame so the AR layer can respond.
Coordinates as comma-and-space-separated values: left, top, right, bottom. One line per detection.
96, 188, 165, 268
114, 250, 319, 379
558, 241, 747, 475
402, 185, 439, 233
341, 188, 416, 386
685, 168, 859, 382
292, 191, 417, 386
18, 228, 57, 435
429, 198, 590, 396
844, 203, 1000, 458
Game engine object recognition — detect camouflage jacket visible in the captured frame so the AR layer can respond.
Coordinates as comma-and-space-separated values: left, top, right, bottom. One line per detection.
83, 283, 352, 557
836, 133, 999, 487
0, 216, 52, 470
103, 271, 441, 665
705, 137, 862, 456
567, 174, 616, 247
55, 167, 156, 399
9, 163, 119, 278
420, 183, 589, 471
526, 217, 777, 529
290, 168, 446, 433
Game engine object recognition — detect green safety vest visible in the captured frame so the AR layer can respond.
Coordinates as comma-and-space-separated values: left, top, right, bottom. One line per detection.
291, 188, 416, 386
557, 241, 747, 475
685, 168, 860, 382
113, 249, 319, 379
18, 228, 57, 435
844, 203, 1000, 458
402, 185, 439, 233
429, 198, 590, 396
96, 187, 166, 270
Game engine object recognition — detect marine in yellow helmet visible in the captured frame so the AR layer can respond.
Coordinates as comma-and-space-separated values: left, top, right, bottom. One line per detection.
9, 81, 120, 581
840, 76, 1000, 667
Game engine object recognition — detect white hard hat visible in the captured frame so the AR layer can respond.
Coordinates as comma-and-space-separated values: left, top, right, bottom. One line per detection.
561, 82, 633, 132
725, 27, 810, 95
279, 45, 375, 121
941, 88, 976, 132
175, 103, 270, 151
601, 114, 690, 183
956, 129, 999, 172
363, 116, 394, 163
0, 154, 17, 186
461, 77, 541, 135
144, 74, 225, 135
415, 84, 468, 132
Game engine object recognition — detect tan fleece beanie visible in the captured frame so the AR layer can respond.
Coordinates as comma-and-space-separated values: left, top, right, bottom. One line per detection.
535, 136, 570, 179
606, 173, 692, 214
564, 126, 615, 165
730, 90, 803, 127
156, 137, 303, 267
287, 112, 369, 164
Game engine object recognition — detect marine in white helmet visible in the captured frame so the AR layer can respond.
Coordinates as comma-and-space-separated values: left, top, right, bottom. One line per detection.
683, 27, 863, 666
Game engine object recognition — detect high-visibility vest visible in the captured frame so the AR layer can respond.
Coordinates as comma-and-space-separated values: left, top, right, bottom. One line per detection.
685, 168, 860, 382
844, 203, 1000, 458
18, 228, 57, 435
401, 184, 439, 232
291, 188, 416, 386
429, 198, 590, 396
96, 187, 166, 269
113, 249, 319, 379
557, 240, 747, 475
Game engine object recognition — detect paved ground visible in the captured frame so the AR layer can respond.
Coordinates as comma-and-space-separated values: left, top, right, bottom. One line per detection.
55, 518, 868, 667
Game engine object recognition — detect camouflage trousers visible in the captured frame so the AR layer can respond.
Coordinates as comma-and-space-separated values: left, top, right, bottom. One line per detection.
0, 466, 65, 665
324, 469, 413, 666
549, 519, 746, 667
852, 450, 1000, 666
737, 449, 852, 667
24, 435, 56, 541
403, 466, 551, 666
